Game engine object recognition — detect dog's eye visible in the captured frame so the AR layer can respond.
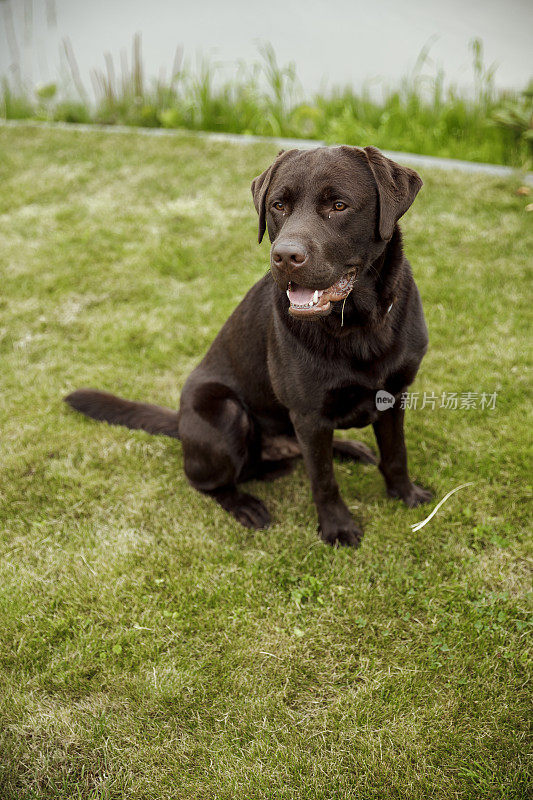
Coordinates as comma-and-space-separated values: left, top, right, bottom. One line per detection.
333, 201, 347, 211
272, 202, 285, 211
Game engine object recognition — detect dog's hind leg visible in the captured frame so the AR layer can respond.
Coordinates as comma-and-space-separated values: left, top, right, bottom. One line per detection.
254, 434, 300, 481
261, 433, 376, 467
207, 485, 272, 529
179, 381, 271, 529
332, 438, 377, 465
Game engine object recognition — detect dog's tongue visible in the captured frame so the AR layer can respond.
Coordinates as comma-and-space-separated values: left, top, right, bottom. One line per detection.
285, 273, 357, 318
287, 285, 320, 308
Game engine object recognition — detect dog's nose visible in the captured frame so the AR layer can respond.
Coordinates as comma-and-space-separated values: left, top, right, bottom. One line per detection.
271, 241, 308, 272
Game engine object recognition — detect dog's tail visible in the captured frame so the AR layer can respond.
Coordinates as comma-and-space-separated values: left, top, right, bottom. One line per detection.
64, 389, 180, 438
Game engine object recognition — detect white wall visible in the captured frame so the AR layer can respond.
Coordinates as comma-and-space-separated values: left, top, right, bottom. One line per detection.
1, 0, 531, 98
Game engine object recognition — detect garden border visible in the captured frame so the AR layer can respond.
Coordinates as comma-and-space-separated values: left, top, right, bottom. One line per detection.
2, 118, 532, 185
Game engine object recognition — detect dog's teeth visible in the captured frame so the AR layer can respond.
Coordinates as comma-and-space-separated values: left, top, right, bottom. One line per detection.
313, 290, 319, 304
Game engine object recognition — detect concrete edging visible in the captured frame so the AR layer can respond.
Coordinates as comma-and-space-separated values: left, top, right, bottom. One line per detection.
2, 118, 532, 184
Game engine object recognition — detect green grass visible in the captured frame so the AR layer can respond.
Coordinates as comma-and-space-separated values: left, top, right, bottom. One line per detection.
2, 37, 532, 167
0, 125, 531, 799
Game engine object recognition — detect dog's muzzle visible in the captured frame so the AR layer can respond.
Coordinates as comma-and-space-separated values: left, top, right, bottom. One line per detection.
285, 271, 357, 318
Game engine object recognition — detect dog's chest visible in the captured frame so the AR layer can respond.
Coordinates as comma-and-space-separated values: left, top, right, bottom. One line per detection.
322, 384, 380, 428
322, 362, 414, 428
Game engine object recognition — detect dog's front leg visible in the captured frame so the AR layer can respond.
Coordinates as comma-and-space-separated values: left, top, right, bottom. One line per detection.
372, 404, 432, 507
290, 411, 363, 547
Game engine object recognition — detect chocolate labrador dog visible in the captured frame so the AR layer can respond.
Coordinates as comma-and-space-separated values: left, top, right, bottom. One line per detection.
65, 145, 432, 546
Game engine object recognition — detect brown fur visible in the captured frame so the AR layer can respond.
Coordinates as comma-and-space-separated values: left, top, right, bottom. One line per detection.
65, 146, 432, 545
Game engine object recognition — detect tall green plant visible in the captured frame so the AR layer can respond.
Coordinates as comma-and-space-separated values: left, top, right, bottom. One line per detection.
0, 35, 531, 168
492, 82, 533, 163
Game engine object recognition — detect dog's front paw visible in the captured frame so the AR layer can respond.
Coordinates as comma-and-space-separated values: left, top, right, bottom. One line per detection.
388, 483, 433, 508
318, 519, 363, 548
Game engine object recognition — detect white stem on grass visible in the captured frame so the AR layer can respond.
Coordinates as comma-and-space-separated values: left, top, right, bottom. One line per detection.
410, 482, 474, 532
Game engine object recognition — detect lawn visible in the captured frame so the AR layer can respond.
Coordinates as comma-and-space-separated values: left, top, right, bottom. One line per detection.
0, 125, 531, 799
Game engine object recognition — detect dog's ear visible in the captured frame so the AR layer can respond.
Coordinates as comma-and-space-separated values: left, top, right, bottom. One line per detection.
250, 167, 272, 244
363, 146, 423, 240
251, 150, 294, 244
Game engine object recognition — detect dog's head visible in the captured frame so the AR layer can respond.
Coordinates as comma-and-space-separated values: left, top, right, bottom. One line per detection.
251, 146, 422, 319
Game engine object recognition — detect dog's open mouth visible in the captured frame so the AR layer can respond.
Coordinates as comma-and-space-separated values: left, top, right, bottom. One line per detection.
286, 271, 357, 318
